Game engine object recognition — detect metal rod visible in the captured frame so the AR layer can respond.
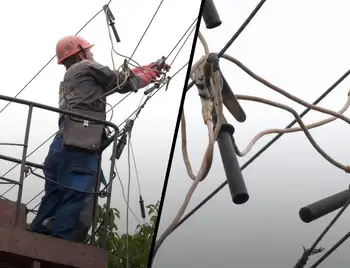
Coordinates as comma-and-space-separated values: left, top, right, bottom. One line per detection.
216, 123, 249, 204
90, 156, 103, 244
0, 176, 21, 185
102, 132, 119, 249
15, 105, 33, 226
0, 94, 118, 131
0, 143, 25, 147
202, 0, 222, 29
299, 186, 350, 223
0, 153, 43, 169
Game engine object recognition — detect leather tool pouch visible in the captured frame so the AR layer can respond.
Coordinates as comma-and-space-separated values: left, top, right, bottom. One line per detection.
62, 108, 106, 152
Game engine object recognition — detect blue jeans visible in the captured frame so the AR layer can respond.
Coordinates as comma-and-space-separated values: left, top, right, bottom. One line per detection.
30, 134, 99, 241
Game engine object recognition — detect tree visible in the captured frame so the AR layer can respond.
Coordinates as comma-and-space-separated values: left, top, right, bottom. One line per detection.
94, 201, 160, 268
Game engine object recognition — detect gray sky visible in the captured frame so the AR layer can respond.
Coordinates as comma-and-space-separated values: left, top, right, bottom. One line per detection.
0, 0, 201, 234
154, 0, 350, 267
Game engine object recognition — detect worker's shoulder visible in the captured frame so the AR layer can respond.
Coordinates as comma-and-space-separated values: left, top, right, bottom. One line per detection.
75, 59, 107, 70
64, 60, 107, 78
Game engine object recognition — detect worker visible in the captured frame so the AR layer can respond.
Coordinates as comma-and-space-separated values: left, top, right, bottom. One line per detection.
30, 35, 170, 242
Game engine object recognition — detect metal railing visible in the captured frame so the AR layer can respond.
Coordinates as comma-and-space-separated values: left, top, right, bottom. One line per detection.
0, 94, 119, 249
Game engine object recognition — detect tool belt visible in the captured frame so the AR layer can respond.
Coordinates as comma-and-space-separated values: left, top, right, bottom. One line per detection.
62, 108, 107, 152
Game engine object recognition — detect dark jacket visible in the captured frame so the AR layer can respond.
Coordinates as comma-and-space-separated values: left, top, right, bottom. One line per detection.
59, 59, 143, 116
58, 59, 143, 150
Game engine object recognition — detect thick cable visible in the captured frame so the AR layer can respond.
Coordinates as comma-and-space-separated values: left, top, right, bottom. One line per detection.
235, 95, 350, 172
235, 94, 350, 157
221, 54, 350, 127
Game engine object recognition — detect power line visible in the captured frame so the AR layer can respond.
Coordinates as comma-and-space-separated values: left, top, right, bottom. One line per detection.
0, 5, 107, 115
172, 67, 350, 233
166, 17, 198, 60
217, 0, 267, 57
128, 0, 165, 61
169, 21, 197, 66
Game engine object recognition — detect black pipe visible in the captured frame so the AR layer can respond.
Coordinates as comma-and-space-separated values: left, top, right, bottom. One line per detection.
216, 123, 249, 204
202, 0, 222, 29
299, 186, 350, 223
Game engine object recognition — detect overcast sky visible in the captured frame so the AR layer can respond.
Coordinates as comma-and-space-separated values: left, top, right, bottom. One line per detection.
153, 0, 350, 267
0, 0, 201, 239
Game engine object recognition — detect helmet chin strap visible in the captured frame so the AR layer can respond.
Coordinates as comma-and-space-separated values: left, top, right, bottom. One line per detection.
77, 44, 87, 60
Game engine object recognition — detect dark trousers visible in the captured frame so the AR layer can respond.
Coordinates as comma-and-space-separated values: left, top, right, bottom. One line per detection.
30, 134, 98, 241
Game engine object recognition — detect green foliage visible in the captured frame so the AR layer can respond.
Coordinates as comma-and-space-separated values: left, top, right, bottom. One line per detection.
95, 201, 160, 268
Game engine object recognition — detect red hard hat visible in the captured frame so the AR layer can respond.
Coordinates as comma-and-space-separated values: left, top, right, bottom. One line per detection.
56, 36, 94, 64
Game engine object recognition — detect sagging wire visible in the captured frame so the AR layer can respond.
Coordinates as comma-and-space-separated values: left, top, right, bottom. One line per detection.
235, 95, 350, 171
235, 94, 350, 157
114, 164, 142, 225
220, 54, 350, 159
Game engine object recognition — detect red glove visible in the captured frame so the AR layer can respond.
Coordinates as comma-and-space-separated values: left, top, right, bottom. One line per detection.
137, 70, 158, 87
132, 61, 171, 87
131, 64, 150, 75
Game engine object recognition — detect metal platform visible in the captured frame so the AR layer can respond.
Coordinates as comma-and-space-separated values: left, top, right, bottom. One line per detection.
0, 199, 108, 268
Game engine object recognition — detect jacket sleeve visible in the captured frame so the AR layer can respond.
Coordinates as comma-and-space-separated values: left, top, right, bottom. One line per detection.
86, 60, 145, 96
